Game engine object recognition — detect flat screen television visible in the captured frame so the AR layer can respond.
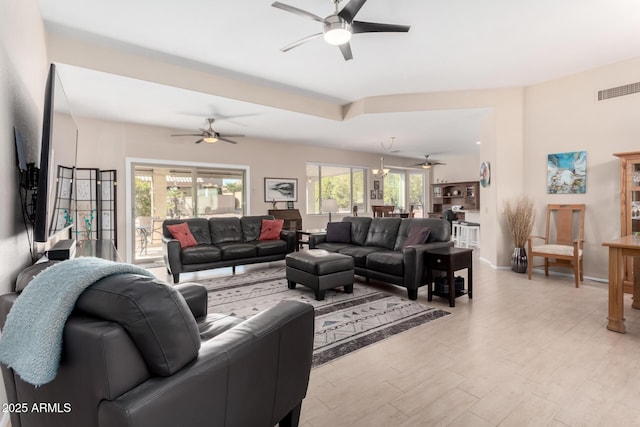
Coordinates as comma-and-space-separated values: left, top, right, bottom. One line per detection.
33, 64, 79, 243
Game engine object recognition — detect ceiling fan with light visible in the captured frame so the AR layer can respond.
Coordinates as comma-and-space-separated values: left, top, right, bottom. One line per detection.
272, 0, 411, 61
412, 155, 446, 169
170, 118, 244, 145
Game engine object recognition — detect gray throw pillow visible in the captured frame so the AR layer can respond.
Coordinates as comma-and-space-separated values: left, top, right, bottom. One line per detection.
325, 222, 351, 243
403, 226, 431, 247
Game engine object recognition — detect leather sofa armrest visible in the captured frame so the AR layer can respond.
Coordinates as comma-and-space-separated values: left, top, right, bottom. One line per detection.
98, 300, 314, 427
280, 229, 297, 253
162, 238, 182, 275
174, 283, 208, 320
309, 233, 326, 249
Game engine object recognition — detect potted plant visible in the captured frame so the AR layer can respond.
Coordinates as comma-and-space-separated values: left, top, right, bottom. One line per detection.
503, 196, 535, 273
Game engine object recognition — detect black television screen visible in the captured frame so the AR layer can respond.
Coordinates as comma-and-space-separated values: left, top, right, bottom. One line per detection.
33, 64, 78, 243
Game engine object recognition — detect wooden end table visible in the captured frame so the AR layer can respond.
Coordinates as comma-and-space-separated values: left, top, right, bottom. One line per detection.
295, 229, 326, 251
426, 247, 473, 307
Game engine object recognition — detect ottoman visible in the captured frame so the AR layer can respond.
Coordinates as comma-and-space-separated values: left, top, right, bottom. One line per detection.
285, 249, 355, 301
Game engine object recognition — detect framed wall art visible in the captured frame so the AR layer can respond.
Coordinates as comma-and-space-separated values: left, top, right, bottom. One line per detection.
371, 190, 377, 199
479, 161, 491, 188
547, 151, 586, 194
264, 177, 297, 202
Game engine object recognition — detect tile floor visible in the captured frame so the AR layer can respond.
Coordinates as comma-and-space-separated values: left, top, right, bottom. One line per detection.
150, 255, 640, 427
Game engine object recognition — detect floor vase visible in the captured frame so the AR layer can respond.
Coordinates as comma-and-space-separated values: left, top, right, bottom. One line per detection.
511, 247, 528, 273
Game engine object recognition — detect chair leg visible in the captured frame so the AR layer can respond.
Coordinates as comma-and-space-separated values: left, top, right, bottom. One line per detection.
527, 255, 532, 280
580, 258, 584, 281
544, 258, 549, 276
279, 402, 302, 427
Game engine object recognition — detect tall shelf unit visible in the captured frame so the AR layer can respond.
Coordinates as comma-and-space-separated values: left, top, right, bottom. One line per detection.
430, 181, 480, 218
614, 152, 640, 293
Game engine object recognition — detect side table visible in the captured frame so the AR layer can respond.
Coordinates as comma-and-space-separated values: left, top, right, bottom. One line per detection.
295, 229, 326, 251
426, 247, 473, 307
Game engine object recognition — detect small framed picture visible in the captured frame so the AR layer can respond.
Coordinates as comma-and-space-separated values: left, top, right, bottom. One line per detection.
287, 201, 294, 209
373, 180, 380, 190
371, 190, 377, 199
377, 190, 383, 199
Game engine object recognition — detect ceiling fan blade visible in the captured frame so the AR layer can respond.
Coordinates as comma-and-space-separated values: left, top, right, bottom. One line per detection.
338, 0, 367, 23
171, 133, 203, 137
219, 133, 245, 138
339, 42, 353, 61
271, 2, 325, 23
218, 137, 238, 145
352, 21, 411, 34
194, 139, 203, 144
281, 33, 323, 52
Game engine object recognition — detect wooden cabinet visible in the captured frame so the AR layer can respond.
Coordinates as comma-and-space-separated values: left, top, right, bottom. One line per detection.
614, 152, 640, 293
431, 181, 480, 216
268, 209, 302, 231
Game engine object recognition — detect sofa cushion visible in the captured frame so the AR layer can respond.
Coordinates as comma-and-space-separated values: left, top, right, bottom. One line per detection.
166, 222, 198, 248
342, 216, 372, 246
404, 226, 431, 247
216, 242, 258, 260
181, 245, 222, 265
366, 251, 404, 277
259, 219, 284, 240
337, 245, 386, 267
164, 218, 212, 245
365, 218, 401, 250
241, 215, 275, 242
209, 217, 243, 244
255, 239, 288, 256
326, 222, 351, 243
314, 242, 352, 253
76, 273, 201, 377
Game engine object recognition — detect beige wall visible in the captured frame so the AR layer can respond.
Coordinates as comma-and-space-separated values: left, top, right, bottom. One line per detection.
523, 56, 640, 281
0, 0, 48, 410
74, 117, 422, 261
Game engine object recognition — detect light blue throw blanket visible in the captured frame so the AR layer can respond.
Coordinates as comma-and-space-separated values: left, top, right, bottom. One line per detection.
0, 257, 154, 386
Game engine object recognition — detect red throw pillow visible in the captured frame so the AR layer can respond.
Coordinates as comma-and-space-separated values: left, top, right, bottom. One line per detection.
259, 219, 284, 240
166, 222, 198, 248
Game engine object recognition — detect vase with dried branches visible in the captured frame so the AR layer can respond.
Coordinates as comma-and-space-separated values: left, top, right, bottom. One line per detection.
503, 196, 535, 273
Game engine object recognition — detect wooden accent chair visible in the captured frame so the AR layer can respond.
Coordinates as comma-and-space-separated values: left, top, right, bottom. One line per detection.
527, 204, 586, 287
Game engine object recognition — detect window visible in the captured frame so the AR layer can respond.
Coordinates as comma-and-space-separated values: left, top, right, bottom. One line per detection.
306, 163, 366, 214
383, 170, 425, 216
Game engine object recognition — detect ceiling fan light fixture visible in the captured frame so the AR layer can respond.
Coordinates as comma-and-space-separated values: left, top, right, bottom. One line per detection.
422, 164, 432, 169
323, 17, 352, 45
203, 136, 219, 143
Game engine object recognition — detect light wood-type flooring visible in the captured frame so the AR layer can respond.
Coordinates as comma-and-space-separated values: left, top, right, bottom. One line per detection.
150, 254, 640, 427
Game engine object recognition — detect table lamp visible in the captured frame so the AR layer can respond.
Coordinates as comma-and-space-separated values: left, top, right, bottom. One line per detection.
322, 198, 339, 223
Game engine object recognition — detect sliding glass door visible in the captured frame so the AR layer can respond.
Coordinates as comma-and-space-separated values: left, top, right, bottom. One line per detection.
132, 164, 246, 264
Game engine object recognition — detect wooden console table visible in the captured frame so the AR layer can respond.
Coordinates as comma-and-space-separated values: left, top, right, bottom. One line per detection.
268, 209, 302, 231
602, 235, 640, 333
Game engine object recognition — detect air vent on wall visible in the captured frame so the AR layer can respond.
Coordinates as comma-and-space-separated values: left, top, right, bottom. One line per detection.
597, 82, 640, 101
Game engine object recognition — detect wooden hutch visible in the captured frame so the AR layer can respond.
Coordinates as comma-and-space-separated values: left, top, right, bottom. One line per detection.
429, 181, 480, 219
614, 152, 640, 293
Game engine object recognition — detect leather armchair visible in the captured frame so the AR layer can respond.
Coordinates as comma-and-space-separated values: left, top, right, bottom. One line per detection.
0, 274, 314, 427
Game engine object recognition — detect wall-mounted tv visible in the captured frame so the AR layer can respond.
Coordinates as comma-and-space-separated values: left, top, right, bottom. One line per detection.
33, 64, 79, 243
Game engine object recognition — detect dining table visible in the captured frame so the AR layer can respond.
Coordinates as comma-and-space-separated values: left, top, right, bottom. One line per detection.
602, 234, 640, 333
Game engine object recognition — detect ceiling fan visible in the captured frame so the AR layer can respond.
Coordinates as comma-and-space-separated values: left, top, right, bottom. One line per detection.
272, 0, 411, 61
412, 155, 446, 169
170, 118, 244, 145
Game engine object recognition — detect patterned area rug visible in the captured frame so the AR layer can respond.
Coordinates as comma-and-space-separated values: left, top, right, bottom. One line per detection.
196, 266, 451, 368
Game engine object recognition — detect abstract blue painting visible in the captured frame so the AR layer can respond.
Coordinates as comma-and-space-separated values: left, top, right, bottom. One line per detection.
547, 151, 586, 194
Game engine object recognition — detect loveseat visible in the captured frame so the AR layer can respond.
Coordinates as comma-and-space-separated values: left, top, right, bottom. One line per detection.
163, 216, 297, 283
0, 272, 314, 427
309, 217, 453, 300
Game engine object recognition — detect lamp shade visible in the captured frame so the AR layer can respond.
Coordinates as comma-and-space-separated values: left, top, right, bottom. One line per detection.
321, 198, 339, 213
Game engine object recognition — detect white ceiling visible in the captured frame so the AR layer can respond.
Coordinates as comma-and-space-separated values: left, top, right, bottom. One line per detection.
39, 0, 640, 159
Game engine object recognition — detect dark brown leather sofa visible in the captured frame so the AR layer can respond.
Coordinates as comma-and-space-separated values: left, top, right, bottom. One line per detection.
0, 274, 314, 427
163, 215, 297, 283
309, 217, 453, 300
